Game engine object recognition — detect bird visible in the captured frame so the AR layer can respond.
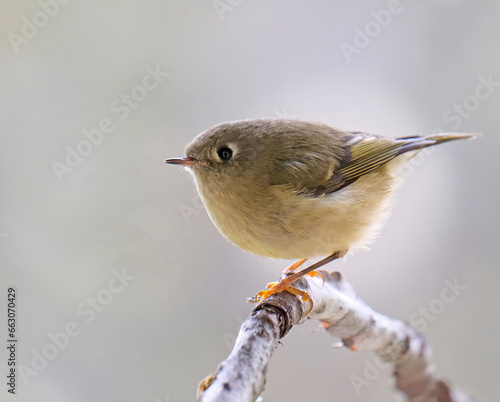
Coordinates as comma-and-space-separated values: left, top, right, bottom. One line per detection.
165, 119, 476, 313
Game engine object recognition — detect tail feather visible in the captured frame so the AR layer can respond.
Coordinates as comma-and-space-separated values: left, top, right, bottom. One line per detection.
423, 132, 480, 144
383, 132, 479, 176
394, 132, 479, 155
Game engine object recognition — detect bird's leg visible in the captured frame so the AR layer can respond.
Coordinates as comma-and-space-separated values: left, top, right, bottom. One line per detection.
283, 258, 324, 285
253, 250, 345, 314
260, 258, 313, 294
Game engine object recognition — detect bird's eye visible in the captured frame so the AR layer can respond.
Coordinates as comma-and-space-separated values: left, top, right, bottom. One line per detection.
217, 147, 233, 161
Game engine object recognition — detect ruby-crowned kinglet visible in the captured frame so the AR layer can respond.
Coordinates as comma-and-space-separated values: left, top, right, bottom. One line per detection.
166, 119, 475, 308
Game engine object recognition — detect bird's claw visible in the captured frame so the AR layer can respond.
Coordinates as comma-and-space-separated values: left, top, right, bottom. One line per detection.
252, 282, 314, 314
307, 270, 325, 286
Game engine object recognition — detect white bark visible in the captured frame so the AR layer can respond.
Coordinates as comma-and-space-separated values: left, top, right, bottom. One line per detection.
198, 271, 476, 402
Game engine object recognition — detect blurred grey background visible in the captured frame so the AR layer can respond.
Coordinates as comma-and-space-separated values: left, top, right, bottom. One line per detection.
1, 1, 499, 401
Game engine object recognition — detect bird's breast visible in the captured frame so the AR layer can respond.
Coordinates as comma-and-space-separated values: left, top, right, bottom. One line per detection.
195, 171, 398, 259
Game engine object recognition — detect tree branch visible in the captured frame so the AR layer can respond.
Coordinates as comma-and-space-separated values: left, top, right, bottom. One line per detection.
197, 271, 476, 402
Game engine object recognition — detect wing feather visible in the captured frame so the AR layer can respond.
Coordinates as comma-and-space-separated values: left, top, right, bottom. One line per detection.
309, 134, 436, 196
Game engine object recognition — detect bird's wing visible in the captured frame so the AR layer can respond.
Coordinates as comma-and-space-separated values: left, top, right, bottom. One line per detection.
269, 125, 474, 197
308, 133, 435, 196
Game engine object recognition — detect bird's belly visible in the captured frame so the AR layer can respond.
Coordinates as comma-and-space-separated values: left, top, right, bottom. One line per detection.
201, 171, 397, 260
211, 204, 368, 259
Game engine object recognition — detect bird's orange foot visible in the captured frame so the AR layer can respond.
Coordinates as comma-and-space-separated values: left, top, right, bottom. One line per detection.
253, 278, 313, 314
307, 270, 325, 286
282, 258, 308, 274
250, 252, 344, 315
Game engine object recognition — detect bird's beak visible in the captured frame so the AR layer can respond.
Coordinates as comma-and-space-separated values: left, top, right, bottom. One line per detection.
164, 156, 200, 167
